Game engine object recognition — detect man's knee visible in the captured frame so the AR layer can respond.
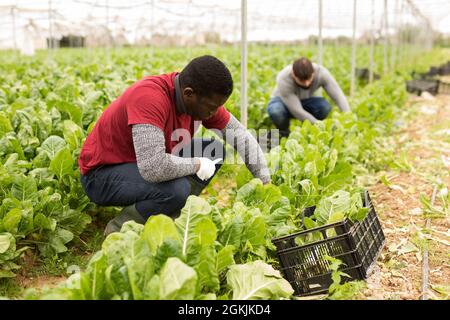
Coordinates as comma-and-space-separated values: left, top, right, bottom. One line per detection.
268, 100, 289, 127
169, 178, 191, 211
315, 98, 332, 120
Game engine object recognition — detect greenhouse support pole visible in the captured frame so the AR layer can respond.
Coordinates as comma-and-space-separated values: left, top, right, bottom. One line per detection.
391, 0, 399, 69
369, 0, 375, 83
404, 0, 410, 61
106, 0, 110, 47
383, 0, 389, 74
398, 0, 404, 63
240, 0, 248, 128
11, 6, 17, 51
187, 0, 192, 56
48, 0, 53, 50
318, 0, 323, 66
350, 0, 357, 97
317, 0, 323, 96
151, 0, 155, 38
426, 20, 433, 51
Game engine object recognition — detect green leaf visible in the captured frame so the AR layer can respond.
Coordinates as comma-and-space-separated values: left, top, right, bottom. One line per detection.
34, 213, 57, 231
261, 184, 282, 205
11, 176, 38, 202
0, 112, 13, 135
235, 165, 253, 189
86, 252, 108, 299
48, 228, 74, 254
314, 190, 351, 225
226, 260, 294, 300
219, 215, 244, 248
57, 101, 83, 127
236, 179, 263, 205
0, 233, 13, 254
175, 196, 212, 257
154, 238, 182, 272
40, 135, 67, 160
325, 149, 338, 176
120, 221, 144, 235
63, 120, 84, 151
348, 207, 369, 222
143, 215, 180, 255
195, 245, 220, 293
49, 147, 74, 180
193, 218, 217, 247
216, 245, 235, 274
266, 197, 291, 226
28, 168, 55, 185
243, 216, 266, 246
159, 257, 197, 300
143, 275, 161, 300
102, 227, 143, 267
5, 136, 25, 160
3, 209, 22, 234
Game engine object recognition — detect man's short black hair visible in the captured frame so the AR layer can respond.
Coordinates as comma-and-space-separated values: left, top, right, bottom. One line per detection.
179, 55, 233, 98
293, 57, 314, 81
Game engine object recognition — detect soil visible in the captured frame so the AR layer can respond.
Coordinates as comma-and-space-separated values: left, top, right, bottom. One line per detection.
362, 93, 450, 300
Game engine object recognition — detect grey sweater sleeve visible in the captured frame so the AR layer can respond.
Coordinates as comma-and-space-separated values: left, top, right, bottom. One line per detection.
276, 72, 318, 124
280, 93, 318, 123
320, 67, 351, 112
132, 124, 197, 183
220, 115, 271, 184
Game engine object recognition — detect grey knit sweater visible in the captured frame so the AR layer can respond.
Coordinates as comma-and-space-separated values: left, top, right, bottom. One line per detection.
132, 114, 271, 184
272, 63, 351, 123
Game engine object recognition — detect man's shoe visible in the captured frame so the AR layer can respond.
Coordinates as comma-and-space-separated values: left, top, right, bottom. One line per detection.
104, 204, 146, 237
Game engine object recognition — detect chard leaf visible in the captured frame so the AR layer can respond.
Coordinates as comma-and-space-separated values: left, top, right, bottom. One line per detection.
63, 120, 84, 151
33, 213, 57, 231
11, 176, 38, 202
219, 215, 244, 248
143, 215, 180, 255
315, 190, 351, 225
243, 216, 266, 246
154, 238, 182, 272
159, 257, 197, 300
40, 135, 67, 160
195, 245, 219, 293
193, 218, 217, 247
0, 233, 13, 255
49, 147, 74, 180
3, 209, 22, 234
175, 196, 212, 257
216, 245, 235, 274
226, 260, 294, 300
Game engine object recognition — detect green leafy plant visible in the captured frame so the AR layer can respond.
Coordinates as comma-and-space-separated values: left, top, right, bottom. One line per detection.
325, 255, 366, 300
25, 196, 294, 300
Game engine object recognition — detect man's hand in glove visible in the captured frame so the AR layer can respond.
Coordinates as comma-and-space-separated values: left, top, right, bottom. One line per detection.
195, 157, 222, 181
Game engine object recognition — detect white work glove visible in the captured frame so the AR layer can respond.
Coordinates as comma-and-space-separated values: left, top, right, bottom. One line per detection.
195, 158, 222, 181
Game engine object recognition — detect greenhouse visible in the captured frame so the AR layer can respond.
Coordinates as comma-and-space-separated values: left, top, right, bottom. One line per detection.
0, 0, 449, 304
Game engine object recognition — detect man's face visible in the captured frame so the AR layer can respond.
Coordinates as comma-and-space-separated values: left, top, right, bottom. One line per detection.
292, 71, 315, 90
182, 88, 228, 121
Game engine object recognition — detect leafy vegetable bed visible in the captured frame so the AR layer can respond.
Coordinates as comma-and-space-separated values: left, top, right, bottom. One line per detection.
1, 46, 448, 299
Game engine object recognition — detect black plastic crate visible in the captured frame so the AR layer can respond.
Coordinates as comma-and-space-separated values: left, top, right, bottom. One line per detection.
406, 79, 440, 95
355, 68, 380, 81
272, 190, 385, 296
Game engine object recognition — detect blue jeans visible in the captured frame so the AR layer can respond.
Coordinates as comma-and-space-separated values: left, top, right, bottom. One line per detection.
267, 96, 332, 137
80, 138, 224, 219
